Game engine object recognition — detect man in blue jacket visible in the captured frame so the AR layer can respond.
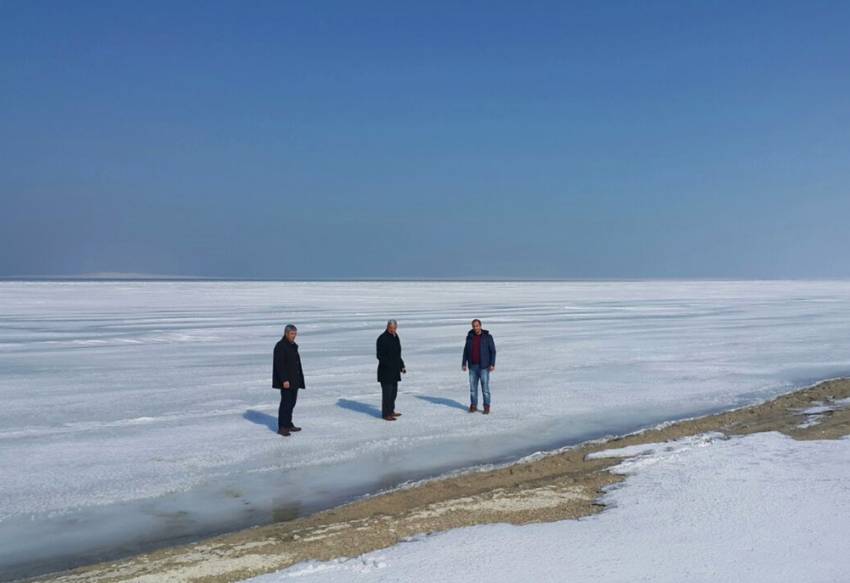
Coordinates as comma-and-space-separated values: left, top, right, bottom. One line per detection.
462, 319, 496, 414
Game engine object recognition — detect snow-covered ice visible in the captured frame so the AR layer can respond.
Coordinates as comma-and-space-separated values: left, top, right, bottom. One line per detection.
247, 431, 850, 583
2, 280, 850, 578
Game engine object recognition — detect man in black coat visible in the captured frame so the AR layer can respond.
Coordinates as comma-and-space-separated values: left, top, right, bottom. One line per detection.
272, 324, 305, 436
376, 319, 406, 421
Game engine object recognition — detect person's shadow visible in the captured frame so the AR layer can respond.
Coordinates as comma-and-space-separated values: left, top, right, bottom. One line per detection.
243, 409, 278, 432
336, 398, 383, 418
415, 395, 468, 411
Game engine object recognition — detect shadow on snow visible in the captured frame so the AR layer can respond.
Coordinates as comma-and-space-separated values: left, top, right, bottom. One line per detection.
243, 409, 277, 432
336, 398, 383, 418
414, 394, 468, 411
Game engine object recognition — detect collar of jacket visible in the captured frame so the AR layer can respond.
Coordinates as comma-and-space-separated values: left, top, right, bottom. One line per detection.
468, 329, 489, 336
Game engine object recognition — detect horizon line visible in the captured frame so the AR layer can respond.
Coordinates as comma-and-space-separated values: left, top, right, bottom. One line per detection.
3, 274, 850, 284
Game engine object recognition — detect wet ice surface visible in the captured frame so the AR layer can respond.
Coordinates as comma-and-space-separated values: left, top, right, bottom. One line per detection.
2, 280, 850, 579
254, 431, 850, 583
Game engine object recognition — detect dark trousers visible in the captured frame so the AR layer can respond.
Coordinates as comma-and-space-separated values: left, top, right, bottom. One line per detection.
278, 388, 299, 430
380, 382, 398, 418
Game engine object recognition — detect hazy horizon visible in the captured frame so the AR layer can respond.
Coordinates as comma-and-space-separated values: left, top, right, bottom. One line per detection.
4, 273, 850, 283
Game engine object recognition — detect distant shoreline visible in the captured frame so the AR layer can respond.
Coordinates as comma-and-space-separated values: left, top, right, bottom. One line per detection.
4, 276, 850, 283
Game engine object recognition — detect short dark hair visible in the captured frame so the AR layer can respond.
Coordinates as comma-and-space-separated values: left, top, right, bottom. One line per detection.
471, 319, 482, 326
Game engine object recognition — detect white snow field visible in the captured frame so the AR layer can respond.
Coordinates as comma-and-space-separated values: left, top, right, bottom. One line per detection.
249, 431, 850, 583
2, 280, 850, 579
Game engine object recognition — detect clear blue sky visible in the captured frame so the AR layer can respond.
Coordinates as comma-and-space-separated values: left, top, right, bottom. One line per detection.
2, 1, 849, 278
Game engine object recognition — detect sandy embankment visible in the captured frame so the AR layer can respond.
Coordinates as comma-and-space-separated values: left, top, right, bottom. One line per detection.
32, 379, 850, 583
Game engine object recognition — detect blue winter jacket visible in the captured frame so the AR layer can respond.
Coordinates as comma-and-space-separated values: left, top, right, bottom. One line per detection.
462, 329, 496, 369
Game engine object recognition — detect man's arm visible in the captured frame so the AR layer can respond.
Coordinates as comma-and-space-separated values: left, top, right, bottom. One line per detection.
489, 335, 496, 367
462, 337, 469, 369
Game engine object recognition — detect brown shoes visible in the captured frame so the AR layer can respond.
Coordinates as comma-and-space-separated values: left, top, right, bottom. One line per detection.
483, 405, 491, 415
277, 428, 291, 437
468, 405, 477, 413
392, 412, 402, 417
383, 416, 397, 421
288, 426, 302, 432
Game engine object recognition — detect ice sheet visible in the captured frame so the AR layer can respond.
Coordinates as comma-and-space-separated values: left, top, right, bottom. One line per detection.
2, 280, 850, 578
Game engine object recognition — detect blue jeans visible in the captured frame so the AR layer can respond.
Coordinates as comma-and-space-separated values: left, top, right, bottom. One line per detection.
468, 365, 491, 407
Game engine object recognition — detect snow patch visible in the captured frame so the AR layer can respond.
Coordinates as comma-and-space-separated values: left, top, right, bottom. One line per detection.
796, 396, 850, 428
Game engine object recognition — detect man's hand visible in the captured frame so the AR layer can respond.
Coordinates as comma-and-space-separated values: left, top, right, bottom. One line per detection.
462, 365, 467, 372
489, 366, 495, 372
401, 368, 407, 374
283, 381, 290, 389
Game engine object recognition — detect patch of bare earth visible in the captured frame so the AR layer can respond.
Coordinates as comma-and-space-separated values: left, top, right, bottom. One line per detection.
30, 379, 850, 583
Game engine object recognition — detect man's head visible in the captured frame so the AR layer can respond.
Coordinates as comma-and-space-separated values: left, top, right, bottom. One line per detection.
284, 324, 298, 342
471, 319, 482, 334
386, 319, 398, 335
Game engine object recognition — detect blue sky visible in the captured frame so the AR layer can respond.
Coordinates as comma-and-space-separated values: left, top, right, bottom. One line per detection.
2, 1, 849, 278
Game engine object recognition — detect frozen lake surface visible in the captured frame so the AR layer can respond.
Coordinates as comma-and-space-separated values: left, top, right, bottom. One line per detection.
2, 280, 850, 579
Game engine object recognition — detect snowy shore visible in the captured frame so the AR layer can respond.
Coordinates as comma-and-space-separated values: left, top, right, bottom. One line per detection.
254, 430, 850, 583
34, 379, 850, 583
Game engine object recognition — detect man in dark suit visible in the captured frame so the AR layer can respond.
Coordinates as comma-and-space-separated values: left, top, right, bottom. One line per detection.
273, 324, 305, 436
376, 319, 406, 421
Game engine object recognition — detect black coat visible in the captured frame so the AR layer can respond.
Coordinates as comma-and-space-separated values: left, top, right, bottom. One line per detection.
376, 330, 405, 383
273, 338, 305, 389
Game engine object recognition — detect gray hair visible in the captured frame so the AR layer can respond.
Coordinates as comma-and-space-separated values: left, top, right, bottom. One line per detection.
284, 324, 298, 335
386, 319, 398, 328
